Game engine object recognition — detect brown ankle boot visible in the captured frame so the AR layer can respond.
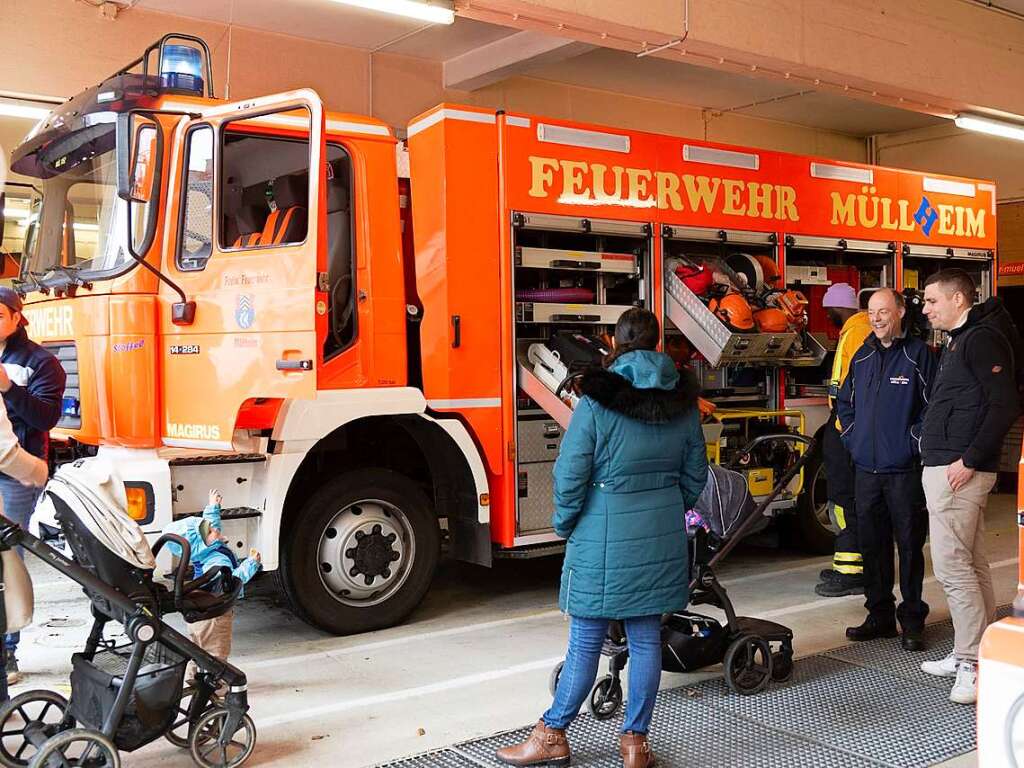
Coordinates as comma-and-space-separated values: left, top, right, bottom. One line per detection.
495, 721, 571, 766
620, 732, 656, 768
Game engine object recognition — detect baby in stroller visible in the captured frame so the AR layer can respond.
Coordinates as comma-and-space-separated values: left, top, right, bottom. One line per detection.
0, 459, 257, 768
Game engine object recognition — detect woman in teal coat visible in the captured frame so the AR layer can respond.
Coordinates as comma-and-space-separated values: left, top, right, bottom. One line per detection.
498, 309, 708, 768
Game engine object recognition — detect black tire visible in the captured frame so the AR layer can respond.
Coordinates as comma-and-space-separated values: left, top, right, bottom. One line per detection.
30, 729, 119, 768
0, 690, 72, 768
587, 676, 623, 721
549, 662, 564, 697
791, 443, 836, 555
280, 469, 440, 635
723, 635, 772, 695
770, 650, 794, 683
188, 708, 256, 768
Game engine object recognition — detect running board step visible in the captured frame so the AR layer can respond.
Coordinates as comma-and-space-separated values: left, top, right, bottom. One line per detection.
173, 506, 263, 521
168, 454, 267, 467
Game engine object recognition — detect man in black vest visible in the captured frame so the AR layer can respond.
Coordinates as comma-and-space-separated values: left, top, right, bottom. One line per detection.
919, 269, 1021, 705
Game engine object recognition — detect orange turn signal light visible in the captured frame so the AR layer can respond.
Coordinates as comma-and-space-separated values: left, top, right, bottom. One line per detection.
126, 486, 149, 521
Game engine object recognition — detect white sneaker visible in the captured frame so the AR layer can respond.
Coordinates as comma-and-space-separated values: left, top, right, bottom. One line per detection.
950, 660, 978, 705
921, 652, 958, 678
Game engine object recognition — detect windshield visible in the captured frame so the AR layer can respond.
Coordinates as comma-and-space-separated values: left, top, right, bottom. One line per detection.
15, 115, 152, 288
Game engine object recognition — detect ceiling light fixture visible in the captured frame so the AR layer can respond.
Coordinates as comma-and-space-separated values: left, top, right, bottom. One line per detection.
326, 0, 454, 24
0, 103, 50, 120
954, 114, 1024, 142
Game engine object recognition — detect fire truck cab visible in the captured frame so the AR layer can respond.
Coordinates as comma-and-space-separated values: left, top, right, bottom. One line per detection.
7, 37, 999, 636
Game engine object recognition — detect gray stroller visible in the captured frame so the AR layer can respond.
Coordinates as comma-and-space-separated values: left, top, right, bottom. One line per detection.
0, 458, 255, 768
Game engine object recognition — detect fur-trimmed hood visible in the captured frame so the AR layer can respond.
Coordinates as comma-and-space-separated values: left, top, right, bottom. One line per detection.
579, 350, 700, 424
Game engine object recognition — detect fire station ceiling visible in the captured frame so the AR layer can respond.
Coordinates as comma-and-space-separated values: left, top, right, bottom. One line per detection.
136, 0, 945, 138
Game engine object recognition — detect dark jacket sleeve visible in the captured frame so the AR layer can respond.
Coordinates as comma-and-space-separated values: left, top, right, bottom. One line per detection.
837, 356, 857, 446
961, 328, 1021, 469
910, 343, 938, 456
3, 353, 67, 431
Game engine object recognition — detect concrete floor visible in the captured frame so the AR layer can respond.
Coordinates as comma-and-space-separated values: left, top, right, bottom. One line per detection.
13, 494, 1019, 768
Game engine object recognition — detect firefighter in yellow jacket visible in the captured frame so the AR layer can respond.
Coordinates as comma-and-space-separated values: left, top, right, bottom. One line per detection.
815, 283, 873, 597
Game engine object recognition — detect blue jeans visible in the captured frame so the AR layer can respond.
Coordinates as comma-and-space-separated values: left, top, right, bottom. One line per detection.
544, 615, 662, 734
0, 477, 42, 657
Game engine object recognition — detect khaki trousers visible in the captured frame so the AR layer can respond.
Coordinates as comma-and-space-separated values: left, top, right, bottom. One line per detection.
185, 609, 234, 681
922, 465, 997, 661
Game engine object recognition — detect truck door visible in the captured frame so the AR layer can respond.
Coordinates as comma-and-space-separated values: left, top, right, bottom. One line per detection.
162, 90, 326, 450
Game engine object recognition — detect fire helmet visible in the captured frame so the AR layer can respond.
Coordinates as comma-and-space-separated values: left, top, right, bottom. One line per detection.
708, 291, 755, 332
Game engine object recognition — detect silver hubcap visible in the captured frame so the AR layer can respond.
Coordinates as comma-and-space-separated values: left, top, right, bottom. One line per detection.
317, 500, 415, 607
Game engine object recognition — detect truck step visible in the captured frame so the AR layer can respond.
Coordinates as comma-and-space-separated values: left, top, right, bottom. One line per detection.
494, 542, 565, 559
168, 454, 267, 467
173, 506, 263, 521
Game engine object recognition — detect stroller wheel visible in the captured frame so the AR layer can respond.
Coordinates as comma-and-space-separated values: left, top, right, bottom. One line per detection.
548, 662, 564, 697
771, 650, 794, 683
0, 689, 73, 768
189, 708, 256, 768
166, 685, 221, 750
587, 676, 623, 721
30, 728, 119, 768
723, 635, 773, 695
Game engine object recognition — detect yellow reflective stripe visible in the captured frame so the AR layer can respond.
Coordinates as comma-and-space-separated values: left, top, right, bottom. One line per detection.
833, 503, 846, 529
834, 553, 863, 563
834, 563, 864, 575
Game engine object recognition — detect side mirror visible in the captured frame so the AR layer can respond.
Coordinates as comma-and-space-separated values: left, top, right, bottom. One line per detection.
117, 113, 156, 203
116, 113, 163, 259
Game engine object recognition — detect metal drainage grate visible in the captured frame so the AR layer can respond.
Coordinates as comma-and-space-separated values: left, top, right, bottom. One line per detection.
677, 654, 975, 768
457, 701, 882, 768
378, 608, 1014, 768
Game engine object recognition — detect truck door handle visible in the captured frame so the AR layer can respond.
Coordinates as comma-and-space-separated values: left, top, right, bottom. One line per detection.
276, 359, 313, 371
451, 315, 461, 348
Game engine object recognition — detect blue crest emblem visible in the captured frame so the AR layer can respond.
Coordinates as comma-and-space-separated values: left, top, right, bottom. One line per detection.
235, 294, 255, 330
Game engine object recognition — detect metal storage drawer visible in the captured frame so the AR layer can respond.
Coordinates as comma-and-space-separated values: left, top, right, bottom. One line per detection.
517, 461, 556, 534
516, 302, 634, 325
518, 418, 564, 463
515, 246, 637, 274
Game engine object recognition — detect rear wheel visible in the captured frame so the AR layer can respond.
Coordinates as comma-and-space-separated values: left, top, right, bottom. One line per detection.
281, 469, 440, 635
791, 445, 835, 555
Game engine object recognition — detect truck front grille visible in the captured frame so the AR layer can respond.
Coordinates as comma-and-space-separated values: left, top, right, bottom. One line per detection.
43, 342, 81, 430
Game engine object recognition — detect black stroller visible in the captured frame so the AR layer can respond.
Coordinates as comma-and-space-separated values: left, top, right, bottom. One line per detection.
0, 459, 255, 768
550, 434, 815, 719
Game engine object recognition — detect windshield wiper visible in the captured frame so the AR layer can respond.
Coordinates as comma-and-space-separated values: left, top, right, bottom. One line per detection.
30, 265, 91, 296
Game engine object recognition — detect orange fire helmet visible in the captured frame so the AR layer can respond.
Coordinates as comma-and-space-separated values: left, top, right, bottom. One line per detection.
708, 291, 756, 332
754, 307, 791, 333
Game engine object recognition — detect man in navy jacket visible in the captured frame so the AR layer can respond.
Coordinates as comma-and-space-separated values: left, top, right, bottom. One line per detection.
837, 288, 937, 652
0, 287, 65, 683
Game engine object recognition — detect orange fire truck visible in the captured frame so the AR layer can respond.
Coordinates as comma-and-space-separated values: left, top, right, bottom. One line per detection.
6, 36, 998, 635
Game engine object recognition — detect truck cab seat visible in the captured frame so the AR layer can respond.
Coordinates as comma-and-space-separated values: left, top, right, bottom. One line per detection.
233, 205, 265, 248
261, 175, 308, 246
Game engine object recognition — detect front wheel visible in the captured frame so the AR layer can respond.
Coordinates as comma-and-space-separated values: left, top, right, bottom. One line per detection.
791, 445, 836, 555
281, 469, 440, 635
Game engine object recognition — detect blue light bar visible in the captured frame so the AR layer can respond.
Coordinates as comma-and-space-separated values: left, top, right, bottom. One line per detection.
160, 44, 204, 94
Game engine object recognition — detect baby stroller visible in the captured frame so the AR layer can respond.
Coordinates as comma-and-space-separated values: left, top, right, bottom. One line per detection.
550, 434, 815, 719
0, 459, 255, 768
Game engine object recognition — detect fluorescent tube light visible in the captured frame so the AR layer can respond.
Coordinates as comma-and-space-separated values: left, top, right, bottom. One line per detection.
810, 162, 873, 184
954, 114, 1024, 143
683, 145, 759, 171
0, 103, 50, 120
326, 0, 454, 24
538, 123, 630, 153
